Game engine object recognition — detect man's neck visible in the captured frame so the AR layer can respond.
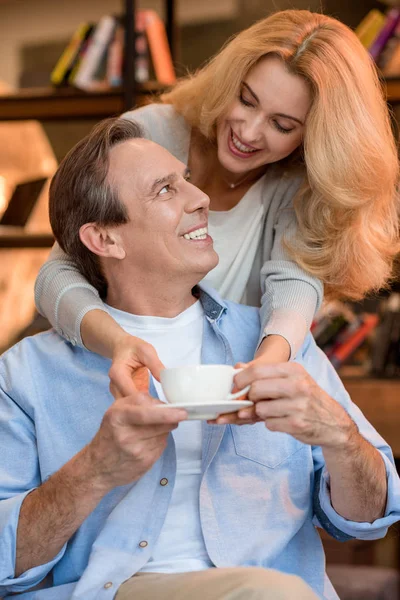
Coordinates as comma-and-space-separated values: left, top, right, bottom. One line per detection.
105, 270, 199, 318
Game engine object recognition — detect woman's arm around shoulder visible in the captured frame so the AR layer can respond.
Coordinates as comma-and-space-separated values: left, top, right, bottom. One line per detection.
35, 243, 164, 395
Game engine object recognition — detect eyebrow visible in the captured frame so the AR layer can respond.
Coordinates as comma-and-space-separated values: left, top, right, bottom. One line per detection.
242, 82, 305, 126
150, 167, 190, 194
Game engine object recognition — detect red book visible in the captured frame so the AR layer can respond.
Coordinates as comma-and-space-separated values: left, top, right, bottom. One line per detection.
330, 314, 379, 369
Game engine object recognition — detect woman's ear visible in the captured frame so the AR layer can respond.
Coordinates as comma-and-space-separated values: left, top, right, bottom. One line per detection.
79, 223, 126, 260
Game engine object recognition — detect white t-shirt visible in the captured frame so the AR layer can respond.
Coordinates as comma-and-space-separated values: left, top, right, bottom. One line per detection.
202, 177, 265, 304
106, 300, 213, 573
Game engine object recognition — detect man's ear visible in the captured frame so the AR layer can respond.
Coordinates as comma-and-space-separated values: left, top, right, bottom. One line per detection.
79, 223, 126, 260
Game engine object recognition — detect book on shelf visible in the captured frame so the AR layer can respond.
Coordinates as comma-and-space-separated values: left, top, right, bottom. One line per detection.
328, 313, 379, 370
105, 19, 124, 87
370, 293, 400, 377
312, 301, 379, 370
50, 22, 94, 86
355, 6, 400, 75
380, 20, 400, 75
142, 10, 176, 86
355, 9, 386, 49
50, 10, 175, 92
72, 15, 118, 91
369, 8, 400, 61
135, 11, 150, 84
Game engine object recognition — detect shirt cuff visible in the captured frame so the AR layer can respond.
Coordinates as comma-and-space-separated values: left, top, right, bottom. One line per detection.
2, 545, 66, 594
0, 490, 67, 594
316, 453, 400, 541
262, 308, 308, 360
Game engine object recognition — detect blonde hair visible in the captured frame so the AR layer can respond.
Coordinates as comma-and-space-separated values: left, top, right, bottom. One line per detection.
162, 10, 400, 301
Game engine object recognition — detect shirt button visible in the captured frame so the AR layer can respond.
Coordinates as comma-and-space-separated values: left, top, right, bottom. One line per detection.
160, 478, 168, 486
104, 582, 113, 589
139, 540, 148, 548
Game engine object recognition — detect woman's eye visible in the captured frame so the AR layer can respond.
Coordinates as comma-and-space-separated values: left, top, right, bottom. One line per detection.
239, 93, 254, 108
273, 121, 293, 135
159, 184, 170, 195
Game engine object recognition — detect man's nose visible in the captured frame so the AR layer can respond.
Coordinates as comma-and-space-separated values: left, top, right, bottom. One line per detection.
185, 181, 210, 212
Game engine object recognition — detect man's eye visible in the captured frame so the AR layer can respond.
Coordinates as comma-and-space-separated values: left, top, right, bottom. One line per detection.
159, 184, 170, 195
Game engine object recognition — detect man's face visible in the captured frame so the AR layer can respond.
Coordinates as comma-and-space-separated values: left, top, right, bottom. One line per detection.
107, 139, 218, 281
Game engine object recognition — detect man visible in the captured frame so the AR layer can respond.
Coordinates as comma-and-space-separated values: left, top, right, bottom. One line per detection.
0, 118, 399, 600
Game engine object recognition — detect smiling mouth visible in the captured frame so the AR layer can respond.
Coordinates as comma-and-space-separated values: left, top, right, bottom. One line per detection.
182, 226, 208, 240
230, 129, 259, 154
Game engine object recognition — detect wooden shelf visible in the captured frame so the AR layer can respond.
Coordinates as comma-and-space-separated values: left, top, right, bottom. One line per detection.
342, 377, 400, 457
0, 78, 399, 123
385, 77, 400, 102
0, 226, 54, 247
0, 82, 166, 121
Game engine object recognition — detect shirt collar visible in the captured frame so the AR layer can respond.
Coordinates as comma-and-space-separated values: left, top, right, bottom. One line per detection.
194, 284, 228, 321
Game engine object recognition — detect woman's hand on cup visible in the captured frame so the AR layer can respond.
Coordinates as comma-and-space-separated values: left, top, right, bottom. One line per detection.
208, 361, 259, 426
211, 354, 284, 426
211, 347, 291, 425
109, 333, 165, 399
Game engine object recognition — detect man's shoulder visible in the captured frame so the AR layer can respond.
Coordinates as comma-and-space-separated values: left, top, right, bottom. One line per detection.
0, 330, 85, 387
0, 330, 109, 415
0, 329, 73, 366
1, 329, 67, 360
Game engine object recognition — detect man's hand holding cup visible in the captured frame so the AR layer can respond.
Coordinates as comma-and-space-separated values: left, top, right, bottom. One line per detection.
83, 368, 188, 493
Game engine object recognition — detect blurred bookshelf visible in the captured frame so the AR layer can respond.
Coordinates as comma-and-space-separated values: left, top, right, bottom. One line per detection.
342, 377, 400, 456
0, 226, 54, 248
0, 0, 176, 122
385, 76, 400, 100
0, 0, 176, 250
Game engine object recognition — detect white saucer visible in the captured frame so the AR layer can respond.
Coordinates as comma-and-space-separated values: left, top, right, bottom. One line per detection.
158, 400, 253, 420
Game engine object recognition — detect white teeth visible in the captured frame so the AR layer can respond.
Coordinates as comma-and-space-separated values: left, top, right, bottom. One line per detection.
183, 227, 208, 240
231, 131, 257, 153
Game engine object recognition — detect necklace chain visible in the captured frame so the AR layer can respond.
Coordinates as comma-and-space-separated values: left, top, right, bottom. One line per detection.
222, 171, 256, 189
222, 166, 269, 189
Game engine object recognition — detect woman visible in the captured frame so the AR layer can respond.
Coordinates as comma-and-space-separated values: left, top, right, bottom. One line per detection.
35, 9, 399, 397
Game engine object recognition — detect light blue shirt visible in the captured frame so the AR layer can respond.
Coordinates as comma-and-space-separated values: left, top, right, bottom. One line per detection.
1, 285, 400, 600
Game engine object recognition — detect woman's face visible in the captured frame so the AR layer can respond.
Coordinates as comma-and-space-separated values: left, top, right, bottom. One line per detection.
216, 56, 312, 175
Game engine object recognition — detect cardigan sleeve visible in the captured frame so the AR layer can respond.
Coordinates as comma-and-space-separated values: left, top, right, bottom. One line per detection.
259, 175, 324, 358
34, 242, 107, 347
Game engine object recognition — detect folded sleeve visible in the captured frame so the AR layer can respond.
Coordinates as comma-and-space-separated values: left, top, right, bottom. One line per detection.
305, 341, 400, 541
259, 190, 323, 359
314, 451, 400, 541
0, 377, 66, 594
34, 242, 108, 347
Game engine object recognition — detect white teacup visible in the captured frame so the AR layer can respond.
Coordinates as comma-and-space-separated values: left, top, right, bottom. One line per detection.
160, 364, 250, 405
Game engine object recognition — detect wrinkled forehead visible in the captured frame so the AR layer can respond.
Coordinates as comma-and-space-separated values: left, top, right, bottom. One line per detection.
107, 138, 182, 195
